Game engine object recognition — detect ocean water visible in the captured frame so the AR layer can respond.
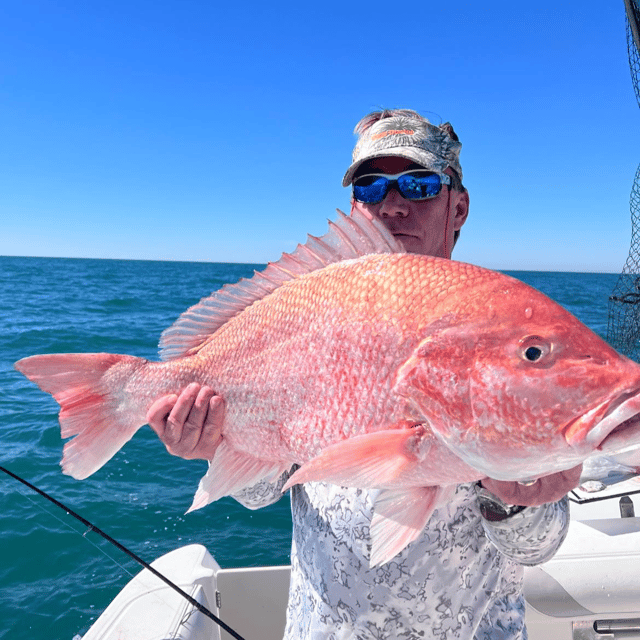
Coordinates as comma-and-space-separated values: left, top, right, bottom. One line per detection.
0, 255, 619, 639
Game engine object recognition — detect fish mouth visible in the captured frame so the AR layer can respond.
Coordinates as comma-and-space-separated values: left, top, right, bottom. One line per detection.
599, 413, 640, 454
564, 389, 640, 453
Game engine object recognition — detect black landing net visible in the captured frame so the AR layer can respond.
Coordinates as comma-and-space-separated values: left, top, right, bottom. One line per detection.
607, 1, 640, 360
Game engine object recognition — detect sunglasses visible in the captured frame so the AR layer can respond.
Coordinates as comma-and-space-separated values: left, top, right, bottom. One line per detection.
352, 169, 451, 205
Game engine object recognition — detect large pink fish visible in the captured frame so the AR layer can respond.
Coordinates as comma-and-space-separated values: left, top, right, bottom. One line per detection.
15, 211, 640, 565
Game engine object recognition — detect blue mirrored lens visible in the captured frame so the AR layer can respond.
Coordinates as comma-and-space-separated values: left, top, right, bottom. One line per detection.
353, 176, 389, 204
397, 173, 441, 199
353, 172, 443, 204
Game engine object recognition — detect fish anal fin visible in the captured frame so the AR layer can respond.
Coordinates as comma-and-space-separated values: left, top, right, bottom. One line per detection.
282, 426, 429, 492
187, 441, 288, 512
369, 485, 455, 567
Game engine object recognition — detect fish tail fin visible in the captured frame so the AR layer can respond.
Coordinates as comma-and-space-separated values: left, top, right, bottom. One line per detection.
15, 353, 148, 479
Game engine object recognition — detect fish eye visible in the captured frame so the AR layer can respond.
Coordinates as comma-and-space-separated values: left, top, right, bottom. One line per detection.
518, 336, 552, 363
524, 346, 543, 361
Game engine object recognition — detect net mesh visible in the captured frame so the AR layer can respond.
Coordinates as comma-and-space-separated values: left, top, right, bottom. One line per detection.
606, 1, 640, 360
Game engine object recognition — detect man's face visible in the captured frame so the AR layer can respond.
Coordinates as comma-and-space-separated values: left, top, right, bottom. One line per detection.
350, 157, 469, 258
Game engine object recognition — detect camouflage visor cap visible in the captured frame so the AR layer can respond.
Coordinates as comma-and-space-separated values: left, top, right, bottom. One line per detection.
342, 115, 463, 187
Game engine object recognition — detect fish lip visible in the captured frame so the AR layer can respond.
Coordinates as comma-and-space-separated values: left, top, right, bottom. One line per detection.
598, 413, 640, 454
566, 389, 640, 452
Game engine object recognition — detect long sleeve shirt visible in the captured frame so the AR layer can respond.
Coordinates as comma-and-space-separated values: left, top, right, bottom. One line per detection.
234, 475, 569, 640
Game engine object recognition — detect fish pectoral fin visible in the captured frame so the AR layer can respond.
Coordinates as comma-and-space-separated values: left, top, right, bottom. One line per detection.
187, 441, 288, 512
282, 426, 429, 492
369, 485, 455, 567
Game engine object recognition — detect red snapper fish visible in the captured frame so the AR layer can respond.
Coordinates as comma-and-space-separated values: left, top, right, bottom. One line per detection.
15, 211, 640, 565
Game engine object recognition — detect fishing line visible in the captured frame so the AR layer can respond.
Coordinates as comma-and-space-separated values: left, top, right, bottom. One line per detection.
16, 487, 138, 582
18, 487, 207, 634
0, 466, 247, 640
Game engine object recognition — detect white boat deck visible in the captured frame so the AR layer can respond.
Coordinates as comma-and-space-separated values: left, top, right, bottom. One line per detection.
82, 477, 640, 640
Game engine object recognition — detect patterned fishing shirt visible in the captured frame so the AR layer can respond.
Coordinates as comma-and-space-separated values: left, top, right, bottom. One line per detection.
235, 475, 569, 640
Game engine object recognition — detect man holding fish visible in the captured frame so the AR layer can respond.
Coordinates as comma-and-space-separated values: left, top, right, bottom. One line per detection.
147, 109, 583, 639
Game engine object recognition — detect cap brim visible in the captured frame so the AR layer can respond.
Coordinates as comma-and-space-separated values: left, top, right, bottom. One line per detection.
342, 147, 449, 187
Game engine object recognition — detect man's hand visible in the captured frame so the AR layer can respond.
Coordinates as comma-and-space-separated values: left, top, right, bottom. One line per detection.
147, 383, 224, 460
481, 464, 583, 507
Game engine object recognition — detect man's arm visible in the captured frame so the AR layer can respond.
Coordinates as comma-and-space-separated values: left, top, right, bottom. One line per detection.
475, 466, 582, 566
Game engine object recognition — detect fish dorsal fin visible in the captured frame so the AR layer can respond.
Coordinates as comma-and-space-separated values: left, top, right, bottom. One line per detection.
159, 209, 404, 360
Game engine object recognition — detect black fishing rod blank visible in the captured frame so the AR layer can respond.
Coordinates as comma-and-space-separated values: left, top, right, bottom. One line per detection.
0, 465, 247, 640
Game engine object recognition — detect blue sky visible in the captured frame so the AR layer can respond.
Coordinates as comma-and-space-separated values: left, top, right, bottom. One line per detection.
1, 1, 638, 272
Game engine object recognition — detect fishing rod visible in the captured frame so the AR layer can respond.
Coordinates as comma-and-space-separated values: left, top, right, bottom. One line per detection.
0, 465, 247, 640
